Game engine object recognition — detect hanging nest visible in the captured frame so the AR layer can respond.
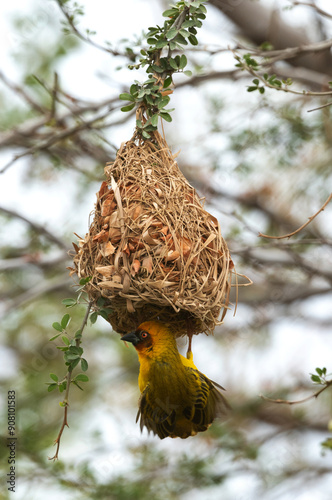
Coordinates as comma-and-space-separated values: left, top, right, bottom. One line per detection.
72, 131, 236, 336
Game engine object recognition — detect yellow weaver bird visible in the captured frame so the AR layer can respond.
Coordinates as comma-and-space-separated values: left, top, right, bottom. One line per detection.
121, 320, 230, 439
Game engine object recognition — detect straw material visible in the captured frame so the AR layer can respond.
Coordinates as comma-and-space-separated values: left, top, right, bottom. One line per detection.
72, 131, 235, 336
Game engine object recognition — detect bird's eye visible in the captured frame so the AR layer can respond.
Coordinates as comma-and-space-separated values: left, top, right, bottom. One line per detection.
141, 331, 149, 339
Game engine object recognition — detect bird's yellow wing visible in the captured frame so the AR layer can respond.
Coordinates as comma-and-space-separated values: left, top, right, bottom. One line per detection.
136, 383, 176, 439
183, 367, 230, 431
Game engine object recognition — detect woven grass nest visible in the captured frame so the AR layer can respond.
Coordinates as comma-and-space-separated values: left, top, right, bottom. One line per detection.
72, 131, 236, 336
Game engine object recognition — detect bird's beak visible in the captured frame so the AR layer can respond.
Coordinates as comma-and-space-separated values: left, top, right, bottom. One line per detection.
121, 331, 139, 346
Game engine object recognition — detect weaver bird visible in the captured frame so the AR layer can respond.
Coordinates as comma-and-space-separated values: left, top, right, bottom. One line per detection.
121, 320, 230, 439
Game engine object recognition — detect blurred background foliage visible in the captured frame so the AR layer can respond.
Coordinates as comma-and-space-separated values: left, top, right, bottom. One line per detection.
1, 0, 332, 498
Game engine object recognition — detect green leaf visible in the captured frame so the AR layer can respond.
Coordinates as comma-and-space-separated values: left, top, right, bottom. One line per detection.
52, 322, 63, 332
49, 333, 61, 341
166, 27, 178, 40
81, 358, 88, 372
151, 64, 164, 73
155, 39, 168, 49
174, 33, 187, 45
119, 92, 135, 102
96, 297, 106, 307
65, 353, 80, 361
188, 34, 198, 46
61, 314, 70, 330
47, 384, 57, 392
98, 308, 113, 320
259, 87, 265, 94
62, 298, 77, 307
179, 55, 187, 69
142, 130, 151, 139
62, 336, 70, 346
145, 95, 155, 106
157, 96, 170, 109
163, 76, 172, 88
137, 88, 147, 98
50, 373, 58, 382
169, 58, 178, 70
74, 329, 82, 339
75, 374, 89, 382
316, 367, 323, 376
147, 27, 159, 35
151, 114, 159, 127
179, 29, 190, 38
182, 20, 196, 28
121, 103, 136, 112
253, 79, 259, 85
247, 86, 257, 92
144, 124, 158, 132
311, 374, 321, 383
184, 70, 192, 77
69, 358, 80, 370
130, 84, 139, 96
79, 276, 92, 285
160, 112, 172, 122
68, 346, 83, 355
90, 311, 98, 324
162, 8, 178, 17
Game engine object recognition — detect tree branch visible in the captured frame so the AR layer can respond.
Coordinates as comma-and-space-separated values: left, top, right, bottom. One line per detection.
210, 0, 332, 75
0, 206, 68, 250
258, 193, 332, 240
291, 1, 332, 21
260, 379, 332, 405
0, 70, 46, 114
49, 301, 92, 461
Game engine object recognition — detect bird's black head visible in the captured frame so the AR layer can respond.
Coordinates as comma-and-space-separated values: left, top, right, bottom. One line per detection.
121, 327, 152, 349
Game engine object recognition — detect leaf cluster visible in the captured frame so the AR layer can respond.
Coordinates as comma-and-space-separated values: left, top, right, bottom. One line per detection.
310, 366, 328, 384
47, 283, 112, 396
235, 53, 294, 96
47, 312, 89, 393
119, 0, 207, 137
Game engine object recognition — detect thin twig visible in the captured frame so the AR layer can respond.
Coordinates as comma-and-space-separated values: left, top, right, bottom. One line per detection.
56, 0, 124, 56
258, 193, 332, 240
291, 1, 332, 20
233, 49, 332, 98
0, 108, 113, 174
51, 72, 59, 119
260, 380, 332, 405
49, 301, 92, 461
239, 37, 332, 61
307, 101, 332, 113
0, 70, 46, 114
